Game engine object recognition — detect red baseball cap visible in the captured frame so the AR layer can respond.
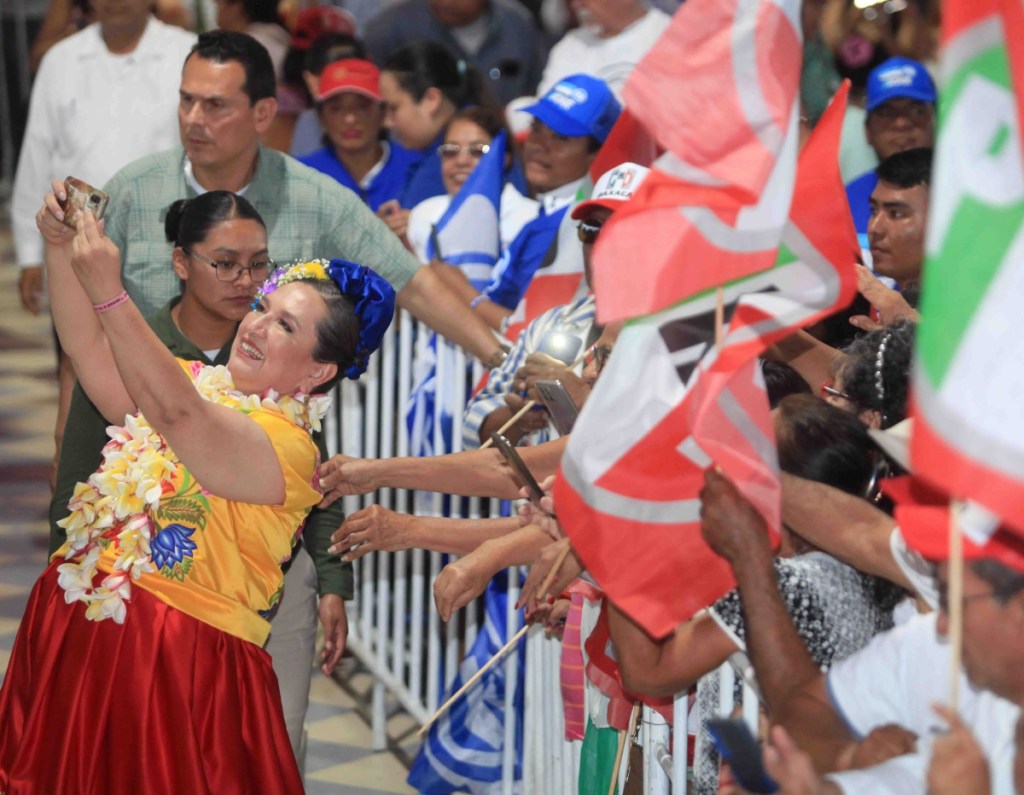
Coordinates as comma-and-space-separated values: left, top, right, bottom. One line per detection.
886, 476, 1024, 573
318, 59, 382, 103
291, 6, 356, 50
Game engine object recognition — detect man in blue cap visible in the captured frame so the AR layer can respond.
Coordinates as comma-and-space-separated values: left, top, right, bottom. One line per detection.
464, 73, 621, 333
846, 56, 937, 238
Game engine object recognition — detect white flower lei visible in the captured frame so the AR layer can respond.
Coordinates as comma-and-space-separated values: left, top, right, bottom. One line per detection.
55, 364, 330, 624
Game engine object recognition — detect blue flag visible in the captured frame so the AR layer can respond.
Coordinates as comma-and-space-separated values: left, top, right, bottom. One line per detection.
408, 572, 525, 795
427, 130, 506, 291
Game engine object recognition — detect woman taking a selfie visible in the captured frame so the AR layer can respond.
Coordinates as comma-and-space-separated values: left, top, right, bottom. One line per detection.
0, 184, 394, 793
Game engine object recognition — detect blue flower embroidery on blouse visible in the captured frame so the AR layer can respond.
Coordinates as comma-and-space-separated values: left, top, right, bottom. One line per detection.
151, 523, 198, 571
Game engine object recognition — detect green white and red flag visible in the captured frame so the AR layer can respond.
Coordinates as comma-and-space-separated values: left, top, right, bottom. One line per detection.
554, 86, 858, 637
910, 0, 1024, 534
590, 0, 803, 324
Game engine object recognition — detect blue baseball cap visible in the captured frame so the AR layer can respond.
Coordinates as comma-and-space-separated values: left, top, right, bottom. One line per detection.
866, 57, 937, 112
521, 74, 621, 143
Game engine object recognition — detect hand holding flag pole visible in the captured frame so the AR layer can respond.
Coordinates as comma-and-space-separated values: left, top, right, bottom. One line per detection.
417, 541, 574, 737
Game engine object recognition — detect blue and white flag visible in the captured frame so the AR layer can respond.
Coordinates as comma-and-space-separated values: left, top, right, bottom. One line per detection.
408, 573, 525, 795
407, 132, 507, 463
426, 130, 506, 290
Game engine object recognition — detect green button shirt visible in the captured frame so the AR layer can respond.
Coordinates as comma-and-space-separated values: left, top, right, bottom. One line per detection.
103, 145, 421, 317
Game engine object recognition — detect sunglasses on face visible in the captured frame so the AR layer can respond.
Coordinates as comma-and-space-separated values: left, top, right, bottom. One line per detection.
437, 142, 491, 159
577, 220, 603, 245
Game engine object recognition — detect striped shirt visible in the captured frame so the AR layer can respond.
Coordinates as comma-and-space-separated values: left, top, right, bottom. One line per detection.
102, 146, 422, 317
462, 294, 596, 450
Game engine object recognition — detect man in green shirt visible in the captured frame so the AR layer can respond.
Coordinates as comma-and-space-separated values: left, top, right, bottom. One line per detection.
102, 30, 506, 370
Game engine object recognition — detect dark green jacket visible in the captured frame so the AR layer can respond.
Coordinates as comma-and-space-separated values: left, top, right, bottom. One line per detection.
48, 298, 353, 599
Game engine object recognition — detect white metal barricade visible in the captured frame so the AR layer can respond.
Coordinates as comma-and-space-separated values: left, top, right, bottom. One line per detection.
325, 311, 762, 792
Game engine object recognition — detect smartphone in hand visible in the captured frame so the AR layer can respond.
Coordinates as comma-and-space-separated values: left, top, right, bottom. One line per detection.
707, 718, 778, 794
61, 176, 109, 229
490, 431, 545, 503
534, 379, 579, 435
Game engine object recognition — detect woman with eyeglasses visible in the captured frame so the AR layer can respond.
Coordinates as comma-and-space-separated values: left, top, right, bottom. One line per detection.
407, 106, 538, 273
2, 185, 395, 793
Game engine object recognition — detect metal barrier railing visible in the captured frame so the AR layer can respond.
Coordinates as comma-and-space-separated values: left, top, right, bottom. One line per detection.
325, 311, 763, 792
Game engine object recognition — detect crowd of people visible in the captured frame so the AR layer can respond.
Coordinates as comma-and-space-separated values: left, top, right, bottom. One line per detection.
2, 0, 1018, 794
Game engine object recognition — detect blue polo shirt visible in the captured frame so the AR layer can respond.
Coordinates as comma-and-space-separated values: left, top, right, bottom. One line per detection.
299, 141, 419, 212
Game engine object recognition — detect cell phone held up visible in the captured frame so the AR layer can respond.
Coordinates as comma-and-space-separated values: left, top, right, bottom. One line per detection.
60, 176, 109, 229
490, 431, 545, 504
707, 718, 778, 794
534, 379, 579, 436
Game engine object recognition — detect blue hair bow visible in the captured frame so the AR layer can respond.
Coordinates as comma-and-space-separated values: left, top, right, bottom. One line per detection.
325, 259, 396, 380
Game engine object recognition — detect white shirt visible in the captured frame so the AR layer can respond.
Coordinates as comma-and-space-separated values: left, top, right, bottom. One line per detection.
12, 17, 196, 268
536, 9, 671, 101
825, 612, 1020, 794
407, 182, 539, 265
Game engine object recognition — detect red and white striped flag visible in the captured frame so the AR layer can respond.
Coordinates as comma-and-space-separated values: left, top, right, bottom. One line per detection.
554, 86, 858, 637
591, 0, 803, 324
910, 0, 1024, 534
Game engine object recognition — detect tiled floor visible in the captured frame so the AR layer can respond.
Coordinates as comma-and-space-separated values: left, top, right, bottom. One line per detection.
0, 206, 416, 794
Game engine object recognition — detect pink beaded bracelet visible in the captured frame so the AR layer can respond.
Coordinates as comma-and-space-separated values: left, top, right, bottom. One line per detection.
93, 290, 130, 313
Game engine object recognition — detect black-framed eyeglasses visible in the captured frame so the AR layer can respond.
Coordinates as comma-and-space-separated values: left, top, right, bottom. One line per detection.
577, 221, 603, 245
437, 142, 491, 159
184, 248, 274, 282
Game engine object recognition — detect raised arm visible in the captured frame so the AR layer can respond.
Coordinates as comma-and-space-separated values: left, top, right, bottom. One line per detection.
699, 470, 860, 773
42, 202, 287, 504
782, 473, 913, 590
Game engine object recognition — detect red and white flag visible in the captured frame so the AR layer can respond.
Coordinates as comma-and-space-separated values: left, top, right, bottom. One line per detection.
591, 0, 803, 324
910, 0, 1024, 534
554, 86, 858, 637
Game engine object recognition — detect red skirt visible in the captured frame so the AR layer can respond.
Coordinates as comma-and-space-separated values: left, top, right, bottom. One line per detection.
0, 564, 303, 795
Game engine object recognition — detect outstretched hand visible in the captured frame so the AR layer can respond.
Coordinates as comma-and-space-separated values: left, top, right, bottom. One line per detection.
434, 554, 492, 622
318, 455, 376, 507
329, 504, 413, 561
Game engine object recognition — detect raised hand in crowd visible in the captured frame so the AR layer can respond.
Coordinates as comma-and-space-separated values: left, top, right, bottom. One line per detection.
517, 537, 583, 616
516, 477, 561, 539
329, 505, 416, 561
514, 352, 590, 408
849, 264, 921, 332
927, 704, 991, 795
698, 468, 776, 565
376, 200, 411, 246
503, 391, 551, 439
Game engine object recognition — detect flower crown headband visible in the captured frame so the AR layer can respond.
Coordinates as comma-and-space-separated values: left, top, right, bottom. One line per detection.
253, 258, 395, 380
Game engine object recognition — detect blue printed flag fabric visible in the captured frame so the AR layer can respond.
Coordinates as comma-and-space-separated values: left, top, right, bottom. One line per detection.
408, 574, 525, 795
427, 130, 507, 290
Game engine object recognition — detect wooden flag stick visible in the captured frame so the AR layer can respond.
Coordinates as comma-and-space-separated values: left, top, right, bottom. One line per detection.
417, 542, 575, 738
948, 501, 964, 713
714, 285, 725, 349
608, 702, 641, 795
480, 401, 537, 449
479, 348, 587, 450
